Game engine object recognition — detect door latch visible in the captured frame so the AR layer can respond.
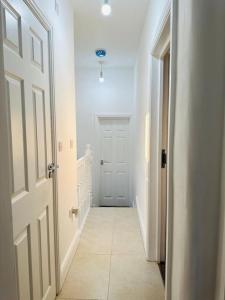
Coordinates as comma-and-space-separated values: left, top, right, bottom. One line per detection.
161, 149, 167, 168
48, 163, 59, 178
100, 160, 104, 165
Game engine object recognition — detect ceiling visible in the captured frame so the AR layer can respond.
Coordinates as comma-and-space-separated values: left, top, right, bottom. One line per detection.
72, 0, 150, 68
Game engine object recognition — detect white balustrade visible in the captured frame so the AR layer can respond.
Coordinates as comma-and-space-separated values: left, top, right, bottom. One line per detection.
77, 144, 93, 229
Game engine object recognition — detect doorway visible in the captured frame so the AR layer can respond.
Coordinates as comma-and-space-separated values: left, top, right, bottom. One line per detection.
159, 51, 170, 283
97, 116, 131, 207
147, 4, 172, 290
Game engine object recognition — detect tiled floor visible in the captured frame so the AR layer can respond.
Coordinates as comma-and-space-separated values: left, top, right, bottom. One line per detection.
57, 208, 165, 300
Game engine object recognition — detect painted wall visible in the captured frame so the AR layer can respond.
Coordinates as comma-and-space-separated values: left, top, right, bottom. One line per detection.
33, 0, 78, 288
75, 67, 135, 206
134, 0, 168, 256
170, 0, 225, 299
136, 0, 225, 298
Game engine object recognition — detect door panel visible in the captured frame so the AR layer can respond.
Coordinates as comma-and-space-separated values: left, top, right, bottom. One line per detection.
2, 2, 22, 55
38, 208, 51, 298
102, 137, 113, 162
30, 28, 44, 71
99, 118, 130, 207
6, 74, 28, 195
2, 1, 56, 299
14, 227, 32, 300
33, 87, 47, 181
102, 172, 113, 201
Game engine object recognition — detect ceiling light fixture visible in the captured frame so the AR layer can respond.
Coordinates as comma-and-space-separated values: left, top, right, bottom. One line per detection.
101, 0, 111, 16
96, 49, 107, 58
99, 62, 104, 83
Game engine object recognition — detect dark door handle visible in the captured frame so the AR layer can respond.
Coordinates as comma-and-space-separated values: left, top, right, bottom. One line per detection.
161, 149, 167, 168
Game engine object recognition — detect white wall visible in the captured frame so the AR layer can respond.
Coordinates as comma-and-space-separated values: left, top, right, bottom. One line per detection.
170, 0, 225, 299
134, 0, 169, 256
136, 0, 225, 299
33, 0, 78, 288
75, 67, 135, 206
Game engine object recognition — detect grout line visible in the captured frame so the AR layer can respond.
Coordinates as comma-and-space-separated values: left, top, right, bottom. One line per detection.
57, 298, 104, 300
107, 253, 112, 300
106, 210, 116, 300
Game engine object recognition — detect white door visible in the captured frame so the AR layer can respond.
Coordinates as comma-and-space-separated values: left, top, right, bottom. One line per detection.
99, 118, 130, 207
160, 52, 170, 262
2, 1, 56, 299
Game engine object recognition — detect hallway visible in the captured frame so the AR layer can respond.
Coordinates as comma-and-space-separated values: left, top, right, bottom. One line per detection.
57, 208, 164, 300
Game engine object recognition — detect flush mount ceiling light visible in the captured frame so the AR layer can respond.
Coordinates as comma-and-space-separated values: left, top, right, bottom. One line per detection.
101, 0, 111, 16
99, 61, 104, 83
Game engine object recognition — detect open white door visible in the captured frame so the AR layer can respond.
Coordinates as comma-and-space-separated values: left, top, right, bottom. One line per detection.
160, 52, 170, 263
1, 0, 56, 299
99, 118, 130, 207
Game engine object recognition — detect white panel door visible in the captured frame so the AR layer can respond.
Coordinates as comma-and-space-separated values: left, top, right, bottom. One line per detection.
1, 1, 56, 299
99, 118, 130, 207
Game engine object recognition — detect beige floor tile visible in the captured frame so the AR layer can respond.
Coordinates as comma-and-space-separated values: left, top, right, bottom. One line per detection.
77, 226, 113, 255
112, 228, 145, 255
59, 208, 164, 300
77, 208, 114, 255
84, 218, 114, 232
84, 211, 114, 231
58, 254, 110, 300
114, 208, 138, 219
114, 218, 141, 233
112, 208, 144, 255
89, 207, 116, 219
108, 255, 164, 300
57, 298, 105, 300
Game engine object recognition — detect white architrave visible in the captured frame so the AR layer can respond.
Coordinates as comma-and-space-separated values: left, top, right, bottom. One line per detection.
145, 2, 177, 300
146, 0, 171, 258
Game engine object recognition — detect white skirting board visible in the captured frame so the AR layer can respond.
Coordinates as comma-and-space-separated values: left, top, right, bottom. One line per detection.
59, 206, 90, 290
79, 205, 90, 235
59, 230, 80, 290
136, 197, 147, 257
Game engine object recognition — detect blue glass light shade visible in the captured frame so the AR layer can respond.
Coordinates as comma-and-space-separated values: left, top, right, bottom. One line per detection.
96, 49, 107, 58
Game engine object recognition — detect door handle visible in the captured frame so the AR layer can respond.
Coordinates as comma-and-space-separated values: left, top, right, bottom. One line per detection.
161, 149, 167, 169
100, 160, 110, 165
48, 162, 59, 178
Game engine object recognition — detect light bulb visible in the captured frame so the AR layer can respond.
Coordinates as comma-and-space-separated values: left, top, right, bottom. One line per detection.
101, 3, 111, 16
99, 76, 105, 83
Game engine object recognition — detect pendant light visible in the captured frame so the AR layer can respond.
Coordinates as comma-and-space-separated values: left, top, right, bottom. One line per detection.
99, 62, 104, 83
101, 0, 111, 16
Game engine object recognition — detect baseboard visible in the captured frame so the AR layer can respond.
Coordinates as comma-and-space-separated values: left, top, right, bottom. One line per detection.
59, 230, 81, 289
59, 206, 90, 290
79, 205, 90, 233
136, 197, 148, 256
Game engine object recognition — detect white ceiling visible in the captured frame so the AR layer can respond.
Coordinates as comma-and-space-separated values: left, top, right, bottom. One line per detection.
72, 0, 150, 68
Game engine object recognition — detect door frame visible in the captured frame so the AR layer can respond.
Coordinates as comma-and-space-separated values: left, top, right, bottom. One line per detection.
147, 1, 177, 299
0, 0, 60, 297
150, 1, 170, 262
94, 114, 133, 207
